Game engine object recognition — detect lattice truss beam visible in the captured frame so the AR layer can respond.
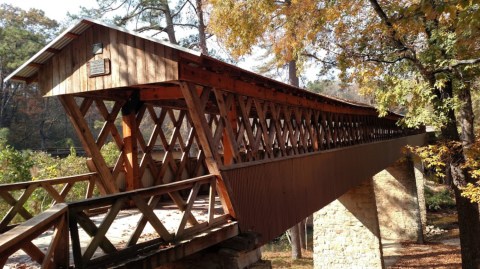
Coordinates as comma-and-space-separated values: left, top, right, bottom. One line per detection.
59, 92, 209, 195
179, 82, 408, 167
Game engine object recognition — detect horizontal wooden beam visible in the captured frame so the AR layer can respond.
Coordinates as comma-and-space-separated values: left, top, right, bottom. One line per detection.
65, 32, 80, 39
9, 76, 28, 82
114, 221, 239, 268
179, 63, 400, 120
46, 48, 60, 54
26, 73, 38, 84
27, 62, 42, 68
0, 204, 67, 254
139, 85, 202, 101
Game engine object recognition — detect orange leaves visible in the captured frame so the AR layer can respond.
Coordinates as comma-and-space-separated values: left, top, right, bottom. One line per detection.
208, 0, 327, 63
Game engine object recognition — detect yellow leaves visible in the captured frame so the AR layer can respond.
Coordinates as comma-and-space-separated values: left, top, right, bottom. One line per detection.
461, 183, 480, 203
409, 142, 461, 179
208, 0, 330, 64
412, 135, 480, 204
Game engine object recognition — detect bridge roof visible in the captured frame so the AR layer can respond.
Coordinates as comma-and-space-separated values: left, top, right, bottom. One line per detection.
4, 18, 402, 119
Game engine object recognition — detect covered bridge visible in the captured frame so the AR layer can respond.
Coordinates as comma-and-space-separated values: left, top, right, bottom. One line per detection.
1, 18, 426, 268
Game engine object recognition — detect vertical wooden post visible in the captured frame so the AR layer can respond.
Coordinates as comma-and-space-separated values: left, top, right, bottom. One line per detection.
53, 211, 69, 268
122, 92, 141, 191
223, 102, 237, 165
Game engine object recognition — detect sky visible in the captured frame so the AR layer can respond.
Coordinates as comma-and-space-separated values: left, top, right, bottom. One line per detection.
0, 0, 98, 22
0, 0, 321, 85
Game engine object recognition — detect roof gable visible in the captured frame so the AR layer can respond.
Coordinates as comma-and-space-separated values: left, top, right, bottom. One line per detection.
5, 18, 199, 96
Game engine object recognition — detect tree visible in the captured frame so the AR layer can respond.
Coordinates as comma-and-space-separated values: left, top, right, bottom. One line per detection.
0, 4, 58, 128
0, 4, 65, 149
210, 0, 314, 259
71, 0, 211, 54
209, 1, 480, 267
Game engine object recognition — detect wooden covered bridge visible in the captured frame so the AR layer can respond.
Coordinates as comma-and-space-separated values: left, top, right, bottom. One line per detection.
1, 19, 426, 268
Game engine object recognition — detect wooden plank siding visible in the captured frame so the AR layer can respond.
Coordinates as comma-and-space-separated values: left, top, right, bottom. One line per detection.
38, 24, 179, 96
220, 133, 428, 245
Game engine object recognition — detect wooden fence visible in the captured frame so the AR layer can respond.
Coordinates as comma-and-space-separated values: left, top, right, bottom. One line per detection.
0, 173, 99, 233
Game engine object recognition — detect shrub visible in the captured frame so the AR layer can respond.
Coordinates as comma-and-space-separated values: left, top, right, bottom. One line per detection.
424, 187, 456, 211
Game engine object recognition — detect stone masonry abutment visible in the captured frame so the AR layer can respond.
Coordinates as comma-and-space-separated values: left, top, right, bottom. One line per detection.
313, 179, 384, 268
374, 157, 425, 243
314, 155, 426, 268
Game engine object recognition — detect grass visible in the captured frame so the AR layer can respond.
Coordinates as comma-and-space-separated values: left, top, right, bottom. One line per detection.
262, 249, 313, 269
260, 229, 314, 268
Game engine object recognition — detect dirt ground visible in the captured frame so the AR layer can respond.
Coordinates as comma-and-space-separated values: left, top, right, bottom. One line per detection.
388, 210, 461, 269
388, 242, 461, 269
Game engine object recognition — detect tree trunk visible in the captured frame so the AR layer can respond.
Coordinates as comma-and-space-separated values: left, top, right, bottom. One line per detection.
161, 0, 178, 44
299, 219, 306, 249
289, 224, 302, 259
287, 59, 302, 259
195, 0, 208, 55
458, 85, 475, 146
437, 80, 480, 268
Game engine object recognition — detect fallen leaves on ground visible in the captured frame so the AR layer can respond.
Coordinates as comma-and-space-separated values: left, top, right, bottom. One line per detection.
262, 249, 313, 269
389, 242, 461, 269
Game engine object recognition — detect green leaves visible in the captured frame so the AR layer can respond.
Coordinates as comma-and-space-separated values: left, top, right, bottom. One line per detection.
0, 4, 58, 74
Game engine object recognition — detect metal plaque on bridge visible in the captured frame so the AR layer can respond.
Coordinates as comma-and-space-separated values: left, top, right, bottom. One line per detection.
88, 59, 110, 77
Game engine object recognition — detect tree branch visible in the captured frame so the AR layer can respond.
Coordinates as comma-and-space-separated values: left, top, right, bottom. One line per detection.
434, 58, 480, 74
301, 53, 336, 66
367, 0, 433, 80
367, 0, 406, 50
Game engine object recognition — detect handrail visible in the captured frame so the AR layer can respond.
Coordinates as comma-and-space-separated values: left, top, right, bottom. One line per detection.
0, 172, 99, 233
67, 174, 230, 268
0, 172, 97, 191
0, 203, 69, 268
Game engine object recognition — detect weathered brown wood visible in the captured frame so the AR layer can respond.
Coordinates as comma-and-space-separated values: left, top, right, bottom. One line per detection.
53, 211, 69, 268
155, 43, 167, 81
73, 211, 117, 254
0, 204, 67, 265
95, 99, 125, 148
92, 26, 105, 91
41, 183, 64, 203
253, 99, 274, 158
21, 241, 45, 265
175, 182, 201, 237
109, 28, 120, 88
208, 178, 217, 224
126, 34, 138, 85
60, 95, 117, 194
82, 199, 124, 264
0, 184, 36, 231
117, 221, 238, 268
122, 107, 140, 191
135, 36, 146, 85
0, 191, 33, 222
117, 31, 128, 87
214, 90, 240, 165
41, 212, 67, 269
180, 82, 237, 218
51, 49, 60, 95
84, 26, 95, 92
131, 196, 173, 241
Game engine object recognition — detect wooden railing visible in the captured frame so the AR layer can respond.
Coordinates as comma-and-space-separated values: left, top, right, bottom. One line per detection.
67, 174, 229, 268
0, 203, 69, 268
0, 172, 99, 233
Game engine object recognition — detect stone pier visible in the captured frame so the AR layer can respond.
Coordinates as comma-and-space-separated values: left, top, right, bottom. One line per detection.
373, 157, 424, 243
313, 179, 384, 269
